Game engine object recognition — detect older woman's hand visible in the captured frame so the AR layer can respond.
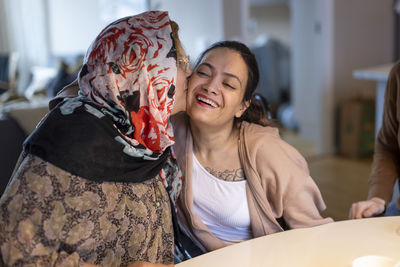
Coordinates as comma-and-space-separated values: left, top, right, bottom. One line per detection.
349, 197, 386, 219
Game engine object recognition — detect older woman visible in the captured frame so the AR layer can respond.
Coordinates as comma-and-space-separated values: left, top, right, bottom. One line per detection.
172, 41, 333, 252
0, 11, 190, 266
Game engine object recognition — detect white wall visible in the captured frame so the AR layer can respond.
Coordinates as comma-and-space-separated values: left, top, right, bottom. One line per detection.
0, 0, 10, 53
333, 0, 393, 103
156, 0, 252, 61
291, 0, 326, 151
48, 0, 100, 56
290, 0, 393, 154
155, 0, 224, 63
48, 0, 107, 56
249, 4, 291, 46
47, 0, 148, 56
2, 0, 225, 91
1, 0, 50, 91
315, 0, 335, 154
223, 0, 249, 43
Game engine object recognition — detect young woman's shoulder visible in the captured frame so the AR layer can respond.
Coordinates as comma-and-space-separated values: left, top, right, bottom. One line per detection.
241, 122, 309, 173
242, 121, 280, 138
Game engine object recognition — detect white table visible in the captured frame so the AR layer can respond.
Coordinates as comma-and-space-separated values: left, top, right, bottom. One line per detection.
353, 64, 393, 137
177, 217, 400, 267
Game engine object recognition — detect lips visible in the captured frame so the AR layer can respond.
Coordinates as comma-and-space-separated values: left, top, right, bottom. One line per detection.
195, 93, 219, 108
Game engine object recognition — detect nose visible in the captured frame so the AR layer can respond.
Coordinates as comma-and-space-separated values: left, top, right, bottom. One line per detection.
203, 77, 219, 95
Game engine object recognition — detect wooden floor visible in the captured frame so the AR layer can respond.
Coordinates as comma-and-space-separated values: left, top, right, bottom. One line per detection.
308, 155, 372, 221
281, 130, 372, 221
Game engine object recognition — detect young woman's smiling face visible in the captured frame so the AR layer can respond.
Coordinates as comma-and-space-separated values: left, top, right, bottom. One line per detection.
187, 47, 249, 128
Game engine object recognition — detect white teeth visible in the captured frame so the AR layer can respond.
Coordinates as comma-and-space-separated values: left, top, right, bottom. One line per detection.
197, 96, 218, 107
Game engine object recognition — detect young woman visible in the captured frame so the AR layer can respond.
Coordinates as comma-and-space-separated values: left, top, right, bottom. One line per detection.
0, 11, 190, 266
172, 41, 333, 252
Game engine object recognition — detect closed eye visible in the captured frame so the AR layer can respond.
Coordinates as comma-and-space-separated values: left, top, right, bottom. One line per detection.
223, 82, 235, 89
197, 70, 210, 77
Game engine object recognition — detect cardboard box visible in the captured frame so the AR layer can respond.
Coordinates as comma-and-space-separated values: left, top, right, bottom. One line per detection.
339, 99, 375, 158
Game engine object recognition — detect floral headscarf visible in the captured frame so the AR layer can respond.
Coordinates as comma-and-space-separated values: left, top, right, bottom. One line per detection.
79, 11, 177, 157
24, 11, 182, 204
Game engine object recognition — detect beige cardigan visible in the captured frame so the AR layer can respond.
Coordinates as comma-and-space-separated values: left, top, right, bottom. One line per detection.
172, 114, 333, 252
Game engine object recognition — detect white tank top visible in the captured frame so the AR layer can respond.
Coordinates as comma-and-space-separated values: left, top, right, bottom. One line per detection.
192, 153, 252, 244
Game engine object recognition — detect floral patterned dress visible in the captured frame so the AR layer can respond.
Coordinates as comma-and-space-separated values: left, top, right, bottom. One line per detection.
0, 11, 185, 266
0, 154, 174, 266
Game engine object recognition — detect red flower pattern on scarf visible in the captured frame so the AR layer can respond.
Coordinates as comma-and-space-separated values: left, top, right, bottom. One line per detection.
78, 11, 176, 153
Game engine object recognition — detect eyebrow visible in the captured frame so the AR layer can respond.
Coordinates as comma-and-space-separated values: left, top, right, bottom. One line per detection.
201, 62, 243, 88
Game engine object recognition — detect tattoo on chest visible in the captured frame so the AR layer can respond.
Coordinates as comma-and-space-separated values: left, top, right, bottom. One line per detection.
205, 167, 246, 182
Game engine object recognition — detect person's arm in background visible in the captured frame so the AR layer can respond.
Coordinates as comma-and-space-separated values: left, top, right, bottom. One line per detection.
349, 62, 400, 219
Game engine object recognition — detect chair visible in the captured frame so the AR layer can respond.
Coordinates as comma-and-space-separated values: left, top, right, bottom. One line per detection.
0, 52, 19, 93
252, 38, 290, 106
254, 93, 272, 120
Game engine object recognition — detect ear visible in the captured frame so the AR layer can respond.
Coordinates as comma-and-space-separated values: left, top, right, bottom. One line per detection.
235, 100, 250, 118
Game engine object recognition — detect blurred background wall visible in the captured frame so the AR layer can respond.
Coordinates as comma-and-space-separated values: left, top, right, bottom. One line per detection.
0, 0, 398, 220
0, 0, 395, 155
